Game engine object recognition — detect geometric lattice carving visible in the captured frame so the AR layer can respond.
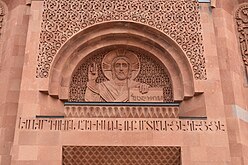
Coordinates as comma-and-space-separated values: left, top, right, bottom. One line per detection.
236, 3, 248, 66
62, 146, 181, 165
69, 49, 173, 102
37, 0, 206, 80
64, 105, 179, 118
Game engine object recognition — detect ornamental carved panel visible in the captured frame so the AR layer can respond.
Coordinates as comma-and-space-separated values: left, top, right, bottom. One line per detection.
236, 4, 248, 66
37, 0, 206, 80
0, 3, 4, 33
62, 146, 181, 165
64, 105, 179, 118
69, 49, 173, 102
0, 2, 5, 66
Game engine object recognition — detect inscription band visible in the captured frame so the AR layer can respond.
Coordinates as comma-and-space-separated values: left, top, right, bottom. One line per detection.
18, 117, 225, 132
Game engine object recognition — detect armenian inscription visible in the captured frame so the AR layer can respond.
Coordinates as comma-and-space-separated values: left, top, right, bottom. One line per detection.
18, 117, 226, 132
129, 88, 164, 102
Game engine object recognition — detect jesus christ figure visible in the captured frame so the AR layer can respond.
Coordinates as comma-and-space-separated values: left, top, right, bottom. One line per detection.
85, 50, 149, 102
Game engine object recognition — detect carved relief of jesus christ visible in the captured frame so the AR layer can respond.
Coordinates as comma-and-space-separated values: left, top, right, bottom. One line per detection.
85, 50, 149, 102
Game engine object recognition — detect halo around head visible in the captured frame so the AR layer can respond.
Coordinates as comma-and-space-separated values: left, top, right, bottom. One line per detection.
102, 49, 140, 80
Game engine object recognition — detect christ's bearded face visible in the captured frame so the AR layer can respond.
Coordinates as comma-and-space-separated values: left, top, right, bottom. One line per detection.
113, 58, 130, 80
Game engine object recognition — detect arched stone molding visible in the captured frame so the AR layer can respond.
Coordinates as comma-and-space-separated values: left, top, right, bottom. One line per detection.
39, 22, 201, 103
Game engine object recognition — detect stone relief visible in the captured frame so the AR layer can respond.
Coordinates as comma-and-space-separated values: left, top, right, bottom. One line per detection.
64, 105, 179, 118
37, 0, 206, 80
0, 3, 4, 32
19, 117, 226, 132
236, 4, 248, 67
86, 50, 152, 102
0, 2, 5, 67
69, 49, 173, 102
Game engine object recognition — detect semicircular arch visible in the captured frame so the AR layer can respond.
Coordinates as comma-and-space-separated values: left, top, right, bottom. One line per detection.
45, 22, 196, 102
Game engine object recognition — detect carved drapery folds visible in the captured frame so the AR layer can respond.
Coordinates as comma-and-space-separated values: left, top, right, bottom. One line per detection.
69, 49, 173, 103
37, 0, 206, 80
236, 4, 248, 68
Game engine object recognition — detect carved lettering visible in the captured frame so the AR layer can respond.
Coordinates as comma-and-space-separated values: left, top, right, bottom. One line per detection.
130, 88, 164, 102
18, 117, 226, 132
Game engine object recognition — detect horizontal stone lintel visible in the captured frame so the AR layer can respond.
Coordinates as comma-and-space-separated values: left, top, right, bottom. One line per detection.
18, 117, 226, 132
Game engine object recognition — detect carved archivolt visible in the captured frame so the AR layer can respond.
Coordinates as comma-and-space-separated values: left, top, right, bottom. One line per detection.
236, 4, 248, 66
37, 0, 206, 80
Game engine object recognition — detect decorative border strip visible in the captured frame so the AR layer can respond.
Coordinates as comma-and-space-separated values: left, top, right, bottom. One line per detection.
0, 2, 5, 66
64, 105, 179, 118
236, 4, 248, 67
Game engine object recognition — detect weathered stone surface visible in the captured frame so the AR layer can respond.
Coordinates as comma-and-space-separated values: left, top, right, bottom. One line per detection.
0, 0, 248, 165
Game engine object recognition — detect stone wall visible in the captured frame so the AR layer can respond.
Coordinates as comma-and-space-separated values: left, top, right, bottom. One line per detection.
213, 0, 248, 164
0, 0, 248, 165
0, 0, 29, 164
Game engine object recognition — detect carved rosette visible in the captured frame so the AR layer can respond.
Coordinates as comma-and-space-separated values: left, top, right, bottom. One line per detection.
37, 0, 206, 80
236, 4, 248, 66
